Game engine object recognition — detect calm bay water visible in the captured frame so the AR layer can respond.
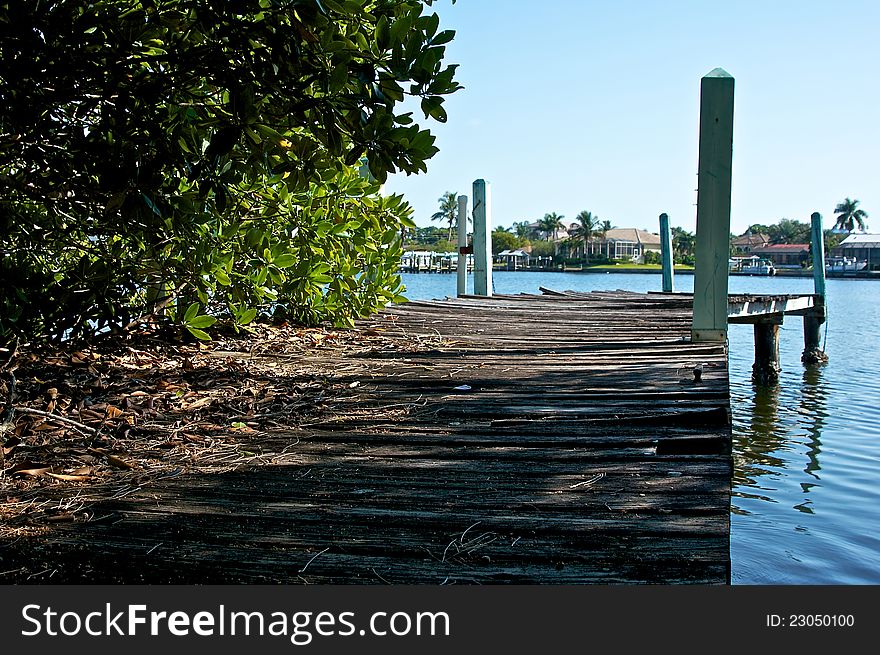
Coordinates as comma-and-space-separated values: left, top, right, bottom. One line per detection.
400, 271, 880, 584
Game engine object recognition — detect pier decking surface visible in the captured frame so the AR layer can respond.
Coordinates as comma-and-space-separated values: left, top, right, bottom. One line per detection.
2, 292, 733, 584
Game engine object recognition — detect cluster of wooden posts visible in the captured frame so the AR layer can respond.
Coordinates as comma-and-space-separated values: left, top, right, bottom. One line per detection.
453, 68, 827, 383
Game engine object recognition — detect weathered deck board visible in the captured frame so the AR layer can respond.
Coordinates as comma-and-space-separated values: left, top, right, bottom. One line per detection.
1, 292, 732, 584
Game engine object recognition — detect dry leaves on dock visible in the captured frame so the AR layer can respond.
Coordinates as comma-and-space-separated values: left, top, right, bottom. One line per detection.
0, 319, 433, 537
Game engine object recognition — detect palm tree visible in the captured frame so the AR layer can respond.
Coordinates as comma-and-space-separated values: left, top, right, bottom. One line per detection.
538, 212, 565, 241
672, 226, 696, 263
513, 221, 533, 239
431, 191, 459, 241
597, 219, 614, 258
834, 198, 868, 233
571, 210, 597, 259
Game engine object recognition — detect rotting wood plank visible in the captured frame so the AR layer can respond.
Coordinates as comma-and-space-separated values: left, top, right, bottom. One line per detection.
1, 291, 732, 584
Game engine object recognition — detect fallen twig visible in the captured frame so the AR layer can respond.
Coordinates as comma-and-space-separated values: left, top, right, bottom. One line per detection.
16, 407, 98, 435
298, 547, 329, 574
569, 472, 605, 489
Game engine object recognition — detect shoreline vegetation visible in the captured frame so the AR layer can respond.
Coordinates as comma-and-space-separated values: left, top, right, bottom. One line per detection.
479, 264, 877, 278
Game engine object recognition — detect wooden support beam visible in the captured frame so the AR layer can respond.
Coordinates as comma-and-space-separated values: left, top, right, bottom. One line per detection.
802, 301, 828, 365
727, 294, 817, 324
456, 194, 468, 297
802, 313, 828, 365
660, 212, 674, 293
692, 69, 734, 343
804, 212, 828, 364
752, 320, 781, 384
472, 179, 492, 297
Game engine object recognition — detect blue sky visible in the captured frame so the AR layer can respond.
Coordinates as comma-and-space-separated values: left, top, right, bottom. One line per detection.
384, 0, 879, 235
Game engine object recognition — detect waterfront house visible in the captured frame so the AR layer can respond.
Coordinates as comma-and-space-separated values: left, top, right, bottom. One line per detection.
589, 228, 662, 263
830, 233, 880, 270
750, 243, 810, 269
731, 232, 771, 254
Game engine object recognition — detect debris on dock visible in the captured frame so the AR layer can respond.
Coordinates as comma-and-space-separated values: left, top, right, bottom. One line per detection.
0, 292, 732, 584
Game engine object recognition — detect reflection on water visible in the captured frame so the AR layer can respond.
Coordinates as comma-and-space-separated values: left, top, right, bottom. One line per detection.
732, 367, 828, 516
733, 382, 784, 493
402, 271, 880, 583
728, 276, 880, 584
799, 366, 828, 484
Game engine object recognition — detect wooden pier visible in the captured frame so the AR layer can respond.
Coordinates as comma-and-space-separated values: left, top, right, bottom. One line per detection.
2, 291, 735, 584
2, 66, 831, 584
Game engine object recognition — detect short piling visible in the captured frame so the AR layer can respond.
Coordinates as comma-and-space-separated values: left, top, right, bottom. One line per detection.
660, 212, 674, 293
456, 194, 468, 297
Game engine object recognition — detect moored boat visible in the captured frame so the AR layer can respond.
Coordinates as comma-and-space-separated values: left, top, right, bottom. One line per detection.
730, 255, 776, 276
825, 257, 867, 273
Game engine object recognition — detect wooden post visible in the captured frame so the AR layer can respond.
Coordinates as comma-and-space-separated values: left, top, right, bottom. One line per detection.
803, 212, 828, 364
456, 194, 468, 297
472, 179, 492, 297
810, 212, 827, 298
692, 68, 734, 343
660, 212, 674, 293
802, 312, 827, 364
752, 319, 781, 384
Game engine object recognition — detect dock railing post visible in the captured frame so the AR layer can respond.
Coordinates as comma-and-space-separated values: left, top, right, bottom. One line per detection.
660, 212, 674, 293
692, 69, 734, 343
810, 211, 827, 298
472, 179, 493, 297
803, 211, 829, 364
456, 194, 468, 297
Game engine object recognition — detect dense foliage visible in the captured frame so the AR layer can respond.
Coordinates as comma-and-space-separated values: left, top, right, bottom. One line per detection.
0, 0, 460, 342
490, 228, 527, 255
743, 219, 811, 245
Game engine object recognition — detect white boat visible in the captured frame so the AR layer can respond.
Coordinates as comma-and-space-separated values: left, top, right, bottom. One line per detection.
825, 257, 867, 273
731, 256, 776, 276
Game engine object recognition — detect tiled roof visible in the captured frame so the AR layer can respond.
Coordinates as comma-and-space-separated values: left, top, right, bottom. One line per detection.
601, 228, 661, 246
752, 244, 810, 253
731, 233, 770, 246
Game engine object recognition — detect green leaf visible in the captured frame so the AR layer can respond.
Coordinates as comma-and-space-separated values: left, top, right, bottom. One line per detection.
424, 13, 440, 38
329, 63, 348, 92
186, 326, 212, 341
187, 315, 217, 328
431, 30, 455, 46
376, 15, 390, 50
420, 96, 447, 122
183, 302, 199, 323
215, 268, 231, 286
237, 308, 258, 325
274, 254, 298, 268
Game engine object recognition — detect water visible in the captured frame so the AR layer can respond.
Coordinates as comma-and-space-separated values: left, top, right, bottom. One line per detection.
400, 270, 880, 584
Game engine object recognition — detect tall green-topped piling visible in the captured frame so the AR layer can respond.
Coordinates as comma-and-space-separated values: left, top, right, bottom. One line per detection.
472, 179, 492, 297
803, 211, 828, 364
692, 68, 734, 343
